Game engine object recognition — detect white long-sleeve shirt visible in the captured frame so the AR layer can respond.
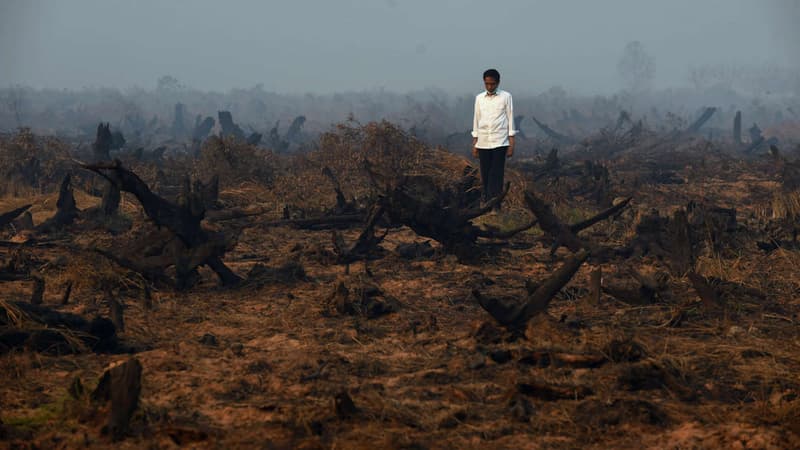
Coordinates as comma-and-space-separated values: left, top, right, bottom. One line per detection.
472, 89, 517, 149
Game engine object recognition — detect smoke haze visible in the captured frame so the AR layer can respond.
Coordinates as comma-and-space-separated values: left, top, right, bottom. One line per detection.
1, 0, 796, 94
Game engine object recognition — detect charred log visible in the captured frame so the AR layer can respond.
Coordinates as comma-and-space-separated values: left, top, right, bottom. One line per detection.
0, 301, 118, 354
570, 197, 632, 234
11, 211, 33, 232
685, 107, 716, 134
0, 204, 31, 229
474, 249, 589, 328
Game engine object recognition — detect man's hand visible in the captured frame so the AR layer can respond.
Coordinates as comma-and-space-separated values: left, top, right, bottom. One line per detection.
472, 138, 479, 158
507, 136, 515, 158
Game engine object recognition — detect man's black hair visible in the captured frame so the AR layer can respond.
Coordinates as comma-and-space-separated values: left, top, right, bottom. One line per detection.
483, 69, 500, 82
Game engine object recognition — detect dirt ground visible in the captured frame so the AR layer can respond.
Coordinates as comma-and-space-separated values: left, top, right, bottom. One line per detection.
1, 130, 800, 449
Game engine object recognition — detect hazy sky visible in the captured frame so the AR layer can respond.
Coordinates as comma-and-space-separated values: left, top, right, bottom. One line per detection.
1, 0, 797, 94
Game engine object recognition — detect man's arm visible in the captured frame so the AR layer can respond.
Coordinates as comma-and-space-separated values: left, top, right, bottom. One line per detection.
506, 94, 516, 158
471, 96, 480, 158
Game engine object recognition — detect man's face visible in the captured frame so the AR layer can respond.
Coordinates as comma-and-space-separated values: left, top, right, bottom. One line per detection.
484, 77, 499, 94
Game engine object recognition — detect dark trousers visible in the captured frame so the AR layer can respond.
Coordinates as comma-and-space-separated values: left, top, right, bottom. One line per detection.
478, 146, 507, 210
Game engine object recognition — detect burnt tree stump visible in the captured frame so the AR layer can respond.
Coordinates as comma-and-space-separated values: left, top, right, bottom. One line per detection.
218, 111, 245, 140
92, 123, 113, 162
92, 358, 142, 441
36, 174, 78, 231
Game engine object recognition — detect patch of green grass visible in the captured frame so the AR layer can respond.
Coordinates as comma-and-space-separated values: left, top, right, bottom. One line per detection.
475, 211, 543, 237
2, 389, 84, 434
3, 402, 62, 433
555, 204, 592, 225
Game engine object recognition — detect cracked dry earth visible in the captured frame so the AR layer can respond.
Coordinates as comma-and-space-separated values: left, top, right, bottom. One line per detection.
2, 156, 800, 450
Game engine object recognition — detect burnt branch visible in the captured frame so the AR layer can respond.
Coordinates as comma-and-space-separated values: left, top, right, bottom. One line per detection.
0, 204, 31, 229
333, 202, 387, 264
569, 197, 632, 233
523, 191, 583, 253
474, 249, 589, 328
461, 182, 510, 221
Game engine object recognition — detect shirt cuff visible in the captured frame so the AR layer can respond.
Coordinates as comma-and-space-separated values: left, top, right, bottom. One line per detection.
471, 131, 478, 138
508, 130, 517, 137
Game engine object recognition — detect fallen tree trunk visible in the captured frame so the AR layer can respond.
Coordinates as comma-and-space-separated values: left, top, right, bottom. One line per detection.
474, 249, 589, 328
0, 204, 31, 229
569, 197, 632, 233
685, 107, 716, 134
0, 301, 118, 354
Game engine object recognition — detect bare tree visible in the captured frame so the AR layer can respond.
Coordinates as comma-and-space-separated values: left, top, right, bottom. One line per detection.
617, 41, 655, 93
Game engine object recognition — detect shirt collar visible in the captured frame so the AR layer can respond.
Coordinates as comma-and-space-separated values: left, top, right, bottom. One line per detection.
485, 89, 500, 97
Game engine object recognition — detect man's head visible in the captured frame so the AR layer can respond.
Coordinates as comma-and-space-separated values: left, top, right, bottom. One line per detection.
483, 69, 500, 94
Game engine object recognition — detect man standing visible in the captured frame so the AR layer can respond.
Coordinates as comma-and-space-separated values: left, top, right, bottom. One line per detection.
472, 68, 516, 212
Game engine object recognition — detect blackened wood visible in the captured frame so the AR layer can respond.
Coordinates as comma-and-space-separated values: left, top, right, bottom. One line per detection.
475, 250, 589, 327
92, 358, 142, 441
0, 204, 31, 228
589, 266, 602, 305
37, 175, 78, 230
569, 197, 632, 233
685, 107, 716, 134
523, 191, 583, 253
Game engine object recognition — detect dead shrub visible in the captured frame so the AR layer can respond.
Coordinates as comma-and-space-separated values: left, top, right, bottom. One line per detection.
194, 135, 276, 188
0, 128, 73, 196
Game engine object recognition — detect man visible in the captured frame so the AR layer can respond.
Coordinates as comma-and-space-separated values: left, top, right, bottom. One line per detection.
472, 68, 516, 212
